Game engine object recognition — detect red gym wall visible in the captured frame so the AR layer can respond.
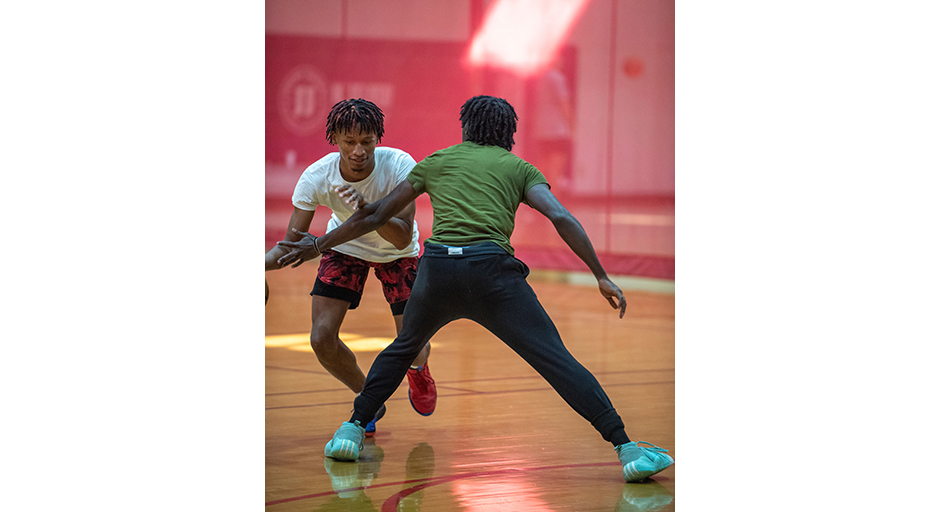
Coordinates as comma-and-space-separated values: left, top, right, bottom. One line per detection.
265, 0, 674, 279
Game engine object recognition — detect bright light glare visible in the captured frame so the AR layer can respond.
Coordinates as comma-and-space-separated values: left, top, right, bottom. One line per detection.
264, 332, 391, 351
453, 476, 552, 512
265, 333, 440, 352
468, 0, 590, 76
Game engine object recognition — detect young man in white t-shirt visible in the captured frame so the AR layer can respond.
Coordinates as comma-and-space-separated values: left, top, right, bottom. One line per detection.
265, 98, 436, 436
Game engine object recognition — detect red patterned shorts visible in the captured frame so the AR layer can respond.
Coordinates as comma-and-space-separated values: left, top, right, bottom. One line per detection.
311, 250, 418, 315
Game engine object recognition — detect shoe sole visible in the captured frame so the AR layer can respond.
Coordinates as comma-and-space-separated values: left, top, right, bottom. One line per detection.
408, 389, 435, 416
623, 459, 674, 482
325, 439, 360, 461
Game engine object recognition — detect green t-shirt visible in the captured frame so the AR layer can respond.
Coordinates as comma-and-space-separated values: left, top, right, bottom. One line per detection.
407, 141, 549, 255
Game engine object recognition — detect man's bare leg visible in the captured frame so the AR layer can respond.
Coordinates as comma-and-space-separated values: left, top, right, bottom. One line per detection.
310, 295, 364, 393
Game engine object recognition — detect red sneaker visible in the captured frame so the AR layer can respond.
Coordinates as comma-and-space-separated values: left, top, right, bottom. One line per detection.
406, 364, 437, 416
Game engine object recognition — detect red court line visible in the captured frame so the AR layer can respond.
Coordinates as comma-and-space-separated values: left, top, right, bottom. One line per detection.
264, 461, 623, 507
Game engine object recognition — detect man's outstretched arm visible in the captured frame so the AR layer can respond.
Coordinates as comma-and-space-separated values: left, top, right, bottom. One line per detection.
524, 183, 626, 318
334, 184, 416, 250
277, 180, 422, 268
265, 207, 314, 271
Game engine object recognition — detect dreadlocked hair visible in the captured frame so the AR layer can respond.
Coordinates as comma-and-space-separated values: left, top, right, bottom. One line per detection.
325, 98, 385, 145
459, 95, 518, 151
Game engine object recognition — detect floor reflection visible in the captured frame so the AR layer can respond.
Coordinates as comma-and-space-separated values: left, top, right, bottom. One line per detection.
317, 440, 385, 511
319, 439, 675, 512
615, 479, 674, 512
451, 473, 554, 512
397, 443, 436, 512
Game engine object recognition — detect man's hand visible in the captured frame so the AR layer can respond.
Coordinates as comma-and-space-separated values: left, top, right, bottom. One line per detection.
335, 185, 367, 210
598, 277, 627, 318
276, 229, 321, 268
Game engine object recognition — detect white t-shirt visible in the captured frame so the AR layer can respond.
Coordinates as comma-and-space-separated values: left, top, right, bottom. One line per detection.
291, 146, 420, 263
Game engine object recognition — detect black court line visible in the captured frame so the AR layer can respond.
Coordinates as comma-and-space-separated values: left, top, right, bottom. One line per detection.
264, 367, 675, 397
266, 387, 352, 396
265, 380, 675, 410
265, 365, 330, 375
440, 368, 674, 384
432, 385, 485, 393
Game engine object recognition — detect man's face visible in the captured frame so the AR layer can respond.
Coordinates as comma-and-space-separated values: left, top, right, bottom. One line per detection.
334, 127, 378, 176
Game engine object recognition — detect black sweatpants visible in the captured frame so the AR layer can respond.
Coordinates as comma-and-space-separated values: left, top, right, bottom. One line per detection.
350, 242, 629, 446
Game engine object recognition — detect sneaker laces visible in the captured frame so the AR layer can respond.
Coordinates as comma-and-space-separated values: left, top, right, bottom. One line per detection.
617, 441, 670, 462
410, 367, 433, 392
635, 441, 669, 454
337, 420, 364, 438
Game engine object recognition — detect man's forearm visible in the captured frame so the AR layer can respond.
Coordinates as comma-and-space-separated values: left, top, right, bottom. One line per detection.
319, 180, 418, 252
551, 214, 608, 280
317, 204, 386, 252
374, 217, 413, 250
265, 245, 290, 271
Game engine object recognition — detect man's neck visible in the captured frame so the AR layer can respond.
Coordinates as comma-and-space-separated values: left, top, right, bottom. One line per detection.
339, 160, 375, 182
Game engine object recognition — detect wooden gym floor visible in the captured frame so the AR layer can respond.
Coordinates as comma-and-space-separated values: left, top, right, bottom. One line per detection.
265, 262, 675, 511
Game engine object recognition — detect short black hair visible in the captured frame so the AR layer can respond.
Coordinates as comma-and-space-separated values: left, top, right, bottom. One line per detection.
459, 95, 518, 151
325, 98, 385, 145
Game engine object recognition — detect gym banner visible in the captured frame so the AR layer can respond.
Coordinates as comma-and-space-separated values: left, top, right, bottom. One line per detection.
266, 35, 473, 166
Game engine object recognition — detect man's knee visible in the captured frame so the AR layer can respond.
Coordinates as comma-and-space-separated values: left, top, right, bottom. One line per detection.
309, 326, 342, 354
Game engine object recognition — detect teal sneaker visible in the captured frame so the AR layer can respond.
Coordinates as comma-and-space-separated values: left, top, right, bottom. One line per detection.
324, 421, 365, 461
616, 441, 674, 482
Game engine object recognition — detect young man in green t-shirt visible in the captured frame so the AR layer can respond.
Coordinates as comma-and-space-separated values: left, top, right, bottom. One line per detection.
278, 95, 674, 483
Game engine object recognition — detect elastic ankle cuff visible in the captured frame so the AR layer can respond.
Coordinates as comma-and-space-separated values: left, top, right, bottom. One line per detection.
352, 394, 384, 424
589, 408, 627, 444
